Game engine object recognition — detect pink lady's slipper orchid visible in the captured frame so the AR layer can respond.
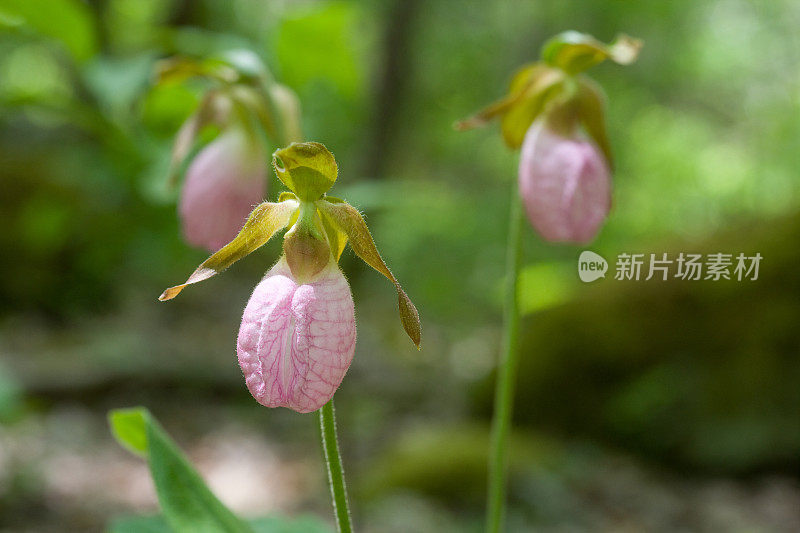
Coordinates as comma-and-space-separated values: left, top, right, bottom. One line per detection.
161, 50, 303, 252
179, 128, 266, 251
159, 142, 420, 413
518, 120, 610, 243
456, 32, 641, 244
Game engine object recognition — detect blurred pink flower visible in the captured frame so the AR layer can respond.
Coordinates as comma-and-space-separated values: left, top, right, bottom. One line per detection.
237, 258, 356, 413
179, 129, 266, 251
518, 120, 611, 244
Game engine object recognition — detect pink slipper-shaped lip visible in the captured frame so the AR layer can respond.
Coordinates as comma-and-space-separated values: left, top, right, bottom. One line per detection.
237, 258, 356, 413
518, 120, 611, 244
179, 128, 266, 252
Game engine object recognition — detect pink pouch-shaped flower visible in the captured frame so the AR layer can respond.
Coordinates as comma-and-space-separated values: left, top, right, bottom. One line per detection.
179, 128, 266, 251
237, 258, 356, 413
518, 120, 611, 244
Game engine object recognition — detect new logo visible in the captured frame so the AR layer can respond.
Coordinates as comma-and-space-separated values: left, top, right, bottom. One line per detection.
578, 251, 608, 282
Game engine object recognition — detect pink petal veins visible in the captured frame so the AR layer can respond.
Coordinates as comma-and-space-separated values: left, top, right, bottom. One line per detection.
179, 128, 266, 251
518, 120, 611, 244
237, 258, 356, 413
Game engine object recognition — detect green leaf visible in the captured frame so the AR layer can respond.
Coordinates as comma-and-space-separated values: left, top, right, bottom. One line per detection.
108, 514, 172, 533
109, 514, 332, 533
541, 31, 642, 75
1, 0, 97, 62
108, 408, 253, 533
159, 200, 298, 301
109, 409, 149, 457
276, 2, 363, 98
248, 515, 332, 533
317, 200, 421, 348
272, 143, 337, 202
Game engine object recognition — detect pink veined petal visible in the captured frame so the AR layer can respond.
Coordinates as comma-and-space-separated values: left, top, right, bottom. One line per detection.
179, 128, 266, 251
518, 120, 611, 244
237, 258, 357, 413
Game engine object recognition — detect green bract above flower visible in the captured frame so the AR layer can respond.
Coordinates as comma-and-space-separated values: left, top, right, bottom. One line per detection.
455, 31, 641, 157
542, 31, 642, 74
159, 142, 421, 349
272, 142, 338, 202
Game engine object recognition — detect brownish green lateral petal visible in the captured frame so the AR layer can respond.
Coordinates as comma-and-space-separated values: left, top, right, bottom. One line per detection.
317, 200, 421, 348
576, 77, 613, 169
319, 208, 348, 261
159, 200, 298, 301
454, 63, 544, 132
500, 65, 565, 148
453, 91, 523, 132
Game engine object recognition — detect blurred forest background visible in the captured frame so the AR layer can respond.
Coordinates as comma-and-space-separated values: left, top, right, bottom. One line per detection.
1, 0, 799, 531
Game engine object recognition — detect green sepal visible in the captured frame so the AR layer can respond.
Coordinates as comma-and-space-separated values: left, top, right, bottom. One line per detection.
317, 200, 421, 348
541, 31, 642, 75
109, 408, 253, 533
272, 142, 338, 202
159, 199, 298, 301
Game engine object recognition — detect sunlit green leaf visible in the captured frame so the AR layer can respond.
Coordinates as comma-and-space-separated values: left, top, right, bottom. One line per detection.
317, 199, 421, 348
108, 408, 253, 533
276, 2, 363, 98
2, 0, 97, 62
109, 409, 148, 457
159, 200, 298, 301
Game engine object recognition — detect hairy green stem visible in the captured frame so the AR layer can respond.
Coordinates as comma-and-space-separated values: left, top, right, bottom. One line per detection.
486, 189, 524, 533
320, 399, 353, 533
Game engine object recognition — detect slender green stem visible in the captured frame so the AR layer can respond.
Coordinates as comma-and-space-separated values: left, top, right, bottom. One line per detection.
486, 189, 524, 533
319, 399, 353, 533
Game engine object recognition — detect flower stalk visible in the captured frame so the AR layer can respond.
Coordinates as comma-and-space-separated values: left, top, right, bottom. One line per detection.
455, 30, 641, 532
486, 189, 524, 533
319, 399, 353, 533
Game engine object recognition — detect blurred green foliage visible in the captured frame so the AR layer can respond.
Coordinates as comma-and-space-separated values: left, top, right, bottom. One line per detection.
1, 0, 799, 530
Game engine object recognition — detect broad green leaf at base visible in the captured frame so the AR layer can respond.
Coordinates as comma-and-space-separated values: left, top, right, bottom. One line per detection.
108, 408, 253, 533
